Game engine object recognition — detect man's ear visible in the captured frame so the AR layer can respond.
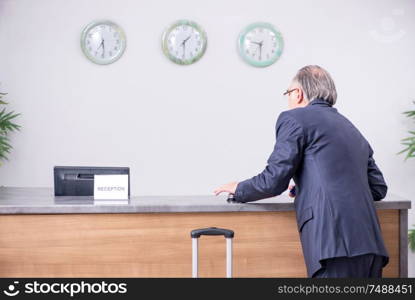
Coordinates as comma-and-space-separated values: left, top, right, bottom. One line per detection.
296, 88, 304, 104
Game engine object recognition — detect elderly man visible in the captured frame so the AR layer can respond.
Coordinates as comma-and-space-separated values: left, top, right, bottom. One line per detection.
214, 65, 389, 278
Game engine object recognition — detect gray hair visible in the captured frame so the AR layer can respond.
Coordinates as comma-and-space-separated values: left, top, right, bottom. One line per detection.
293, 65, 337, 105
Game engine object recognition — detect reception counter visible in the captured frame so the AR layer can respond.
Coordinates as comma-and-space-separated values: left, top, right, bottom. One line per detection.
0, 187, 411, 277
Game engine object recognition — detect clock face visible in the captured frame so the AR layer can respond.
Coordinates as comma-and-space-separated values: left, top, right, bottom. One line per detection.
238, 22, 283, 67
162, 20, 207, 65
81, 20, 126, 65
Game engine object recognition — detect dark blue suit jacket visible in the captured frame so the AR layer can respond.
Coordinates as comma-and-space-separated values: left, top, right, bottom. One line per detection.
234, 98, 389, 277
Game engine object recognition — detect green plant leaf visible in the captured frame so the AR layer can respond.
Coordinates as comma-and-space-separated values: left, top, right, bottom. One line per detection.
0, 109, 21, 133
0, 135, 12, 161
397, 147, 410, 155
0, 92, 21, 164
399, 102, 415, 160
409, 229, 415, 252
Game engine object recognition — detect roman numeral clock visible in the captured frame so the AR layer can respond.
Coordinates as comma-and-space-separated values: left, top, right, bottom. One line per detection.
81, 20, 127, 65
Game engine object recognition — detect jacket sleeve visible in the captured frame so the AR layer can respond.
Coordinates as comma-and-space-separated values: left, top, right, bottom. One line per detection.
234, 112, 305, 203
367, 144, 388, 201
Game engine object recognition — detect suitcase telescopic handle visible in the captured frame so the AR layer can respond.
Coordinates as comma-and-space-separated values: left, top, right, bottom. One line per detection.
191, 227, 234, 239
191, 227, 234, 278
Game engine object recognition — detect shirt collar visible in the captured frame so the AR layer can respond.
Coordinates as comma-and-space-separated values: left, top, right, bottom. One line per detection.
309, 98, 333, 107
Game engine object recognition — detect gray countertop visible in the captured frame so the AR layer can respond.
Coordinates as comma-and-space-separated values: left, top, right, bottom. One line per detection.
0, 186, 411, 215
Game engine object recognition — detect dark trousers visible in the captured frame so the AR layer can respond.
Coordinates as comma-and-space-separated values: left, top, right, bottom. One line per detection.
312, 254, 384, 278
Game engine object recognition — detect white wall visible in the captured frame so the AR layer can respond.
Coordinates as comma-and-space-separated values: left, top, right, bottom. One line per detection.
0, 0, 414, 275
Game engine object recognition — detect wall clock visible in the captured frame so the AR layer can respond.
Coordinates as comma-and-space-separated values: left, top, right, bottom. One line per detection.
81, 20, 126, 65
238, 22, 283, 67
162, 20, 207, 65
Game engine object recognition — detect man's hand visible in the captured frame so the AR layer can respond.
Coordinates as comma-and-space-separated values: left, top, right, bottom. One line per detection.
288, 185, 296, 198
213, 181, 239, 196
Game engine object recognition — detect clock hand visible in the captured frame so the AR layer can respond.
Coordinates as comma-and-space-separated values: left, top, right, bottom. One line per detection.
259, 41, 263, 60
181, 35, 191, 46
250, 40, 263, 59
97, 38, 104, 51
181, 36, 191, 59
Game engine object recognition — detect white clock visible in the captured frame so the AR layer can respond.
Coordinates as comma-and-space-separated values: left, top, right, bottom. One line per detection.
81, 20, 126, 65
162, 20, 207, 65
238, 22, 283, 67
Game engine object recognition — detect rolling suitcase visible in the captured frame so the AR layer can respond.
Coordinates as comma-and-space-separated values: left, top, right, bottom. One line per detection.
190, 227, 234, 278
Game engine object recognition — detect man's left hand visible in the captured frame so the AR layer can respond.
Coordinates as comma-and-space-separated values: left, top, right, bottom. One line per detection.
213, 181, 239, 196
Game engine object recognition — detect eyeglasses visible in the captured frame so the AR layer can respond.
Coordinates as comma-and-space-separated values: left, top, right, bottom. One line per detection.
283, 88, 298, 96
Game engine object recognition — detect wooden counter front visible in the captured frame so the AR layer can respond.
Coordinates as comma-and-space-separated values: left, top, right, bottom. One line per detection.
0, 210, 400, 277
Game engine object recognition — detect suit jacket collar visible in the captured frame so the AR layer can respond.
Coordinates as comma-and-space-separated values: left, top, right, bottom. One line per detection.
309, 98, 332, 107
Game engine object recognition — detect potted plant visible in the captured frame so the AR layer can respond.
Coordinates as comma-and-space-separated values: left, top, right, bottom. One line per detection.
0, 92, 21, 166
399, 101, 415, 253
